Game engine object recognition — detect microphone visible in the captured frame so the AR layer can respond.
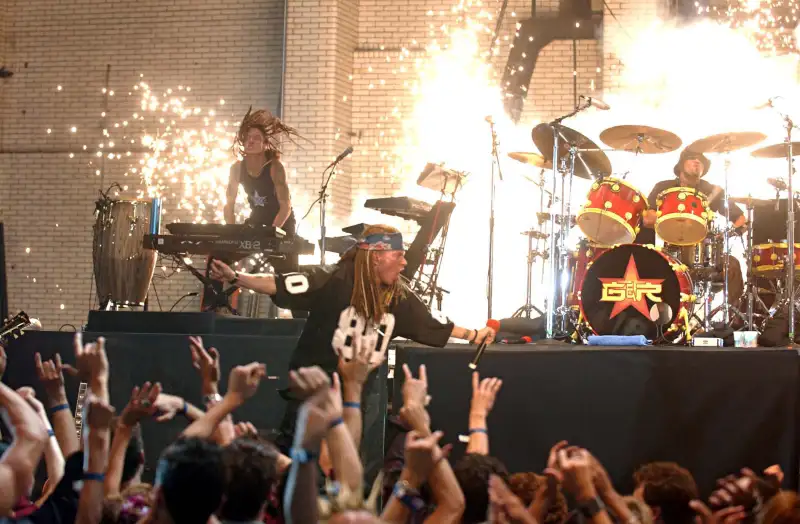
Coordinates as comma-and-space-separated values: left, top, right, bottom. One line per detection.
580, 95, 611, 111
485, 115, 494, 124
331, 146, 354, 165
468, 319, 501, 370
500, 336, 532, 345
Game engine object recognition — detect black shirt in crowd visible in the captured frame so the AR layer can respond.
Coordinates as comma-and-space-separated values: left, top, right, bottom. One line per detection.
634, 178, 744, 245
272, 258, 454, 373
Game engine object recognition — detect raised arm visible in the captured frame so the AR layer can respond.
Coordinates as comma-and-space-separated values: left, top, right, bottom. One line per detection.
76, 398, 115, 524
466, 372, 502, 455
336, 330, 385, 448
270, 160, 293, 228
34, 352, 80, 458
209, 259, 277, 295
16, 387, 65, 498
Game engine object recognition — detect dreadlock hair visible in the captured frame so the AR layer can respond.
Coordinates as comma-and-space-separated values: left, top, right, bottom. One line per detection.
341, 224, 407, 323
233, 106, 301, 160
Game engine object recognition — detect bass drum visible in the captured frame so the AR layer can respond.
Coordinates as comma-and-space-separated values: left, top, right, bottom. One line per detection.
579, 244, 693, 340
92, 200, 157, 307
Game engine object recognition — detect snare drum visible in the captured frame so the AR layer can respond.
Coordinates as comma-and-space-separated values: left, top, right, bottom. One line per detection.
579, 243, 694, 340
577, 178, 648, 246
752, 243, 800, 278
655, 187, 711, 246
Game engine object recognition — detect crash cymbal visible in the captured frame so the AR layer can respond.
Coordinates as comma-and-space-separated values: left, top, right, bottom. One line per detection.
508, 151, 553, 169
531, 123, 612, 180
687, 132, 767, 154
599, 125, 682, 154
751, 142, 800, 158
729, 196, 779, 206
417, 163, 466, 194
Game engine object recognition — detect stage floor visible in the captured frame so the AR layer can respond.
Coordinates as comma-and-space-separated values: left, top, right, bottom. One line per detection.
394, 343, 800, 496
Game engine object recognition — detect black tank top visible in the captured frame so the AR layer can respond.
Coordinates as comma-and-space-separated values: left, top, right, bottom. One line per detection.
238, 160, 296, 235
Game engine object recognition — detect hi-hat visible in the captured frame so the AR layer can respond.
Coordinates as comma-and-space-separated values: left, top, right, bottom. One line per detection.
508, 151, 553, 169
531, 123, 612, 179
751, 142, 800, 158
599, 125, 682, 154
687, 132, 767, 154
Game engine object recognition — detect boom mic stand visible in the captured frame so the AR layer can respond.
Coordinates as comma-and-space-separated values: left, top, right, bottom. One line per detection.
318, 158, 342, 265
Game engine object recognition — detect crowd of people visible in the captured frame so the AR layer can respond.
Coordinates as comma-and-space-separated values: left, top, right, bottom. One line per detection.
0, 332, 792, 524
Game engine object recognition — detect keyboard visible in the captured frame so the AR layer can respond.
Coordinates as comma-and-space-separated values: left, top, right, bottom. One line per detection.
144, 223, 314, 259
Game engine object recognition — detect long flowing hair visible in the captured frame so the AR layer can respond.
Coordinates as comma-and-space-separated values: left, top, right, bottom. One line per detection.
342, 224, 407, 323
232, 107, 301, 161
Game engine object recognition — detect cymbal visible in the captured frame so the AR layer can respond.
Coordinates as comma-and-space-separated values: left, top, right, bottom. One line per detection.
416, 163, 466, 194
599, 125, 682, 154
751, 142, 800, 158
687, 132, 767, 154
508, 151, 553, 169
531, 123, 612, 180
729, 196, 779, 207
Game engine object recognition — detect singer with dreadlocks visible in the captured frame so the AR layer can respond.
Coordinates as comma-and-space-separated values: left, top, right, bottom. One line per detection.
203, 108, 300, 312
209, 224, 497, 477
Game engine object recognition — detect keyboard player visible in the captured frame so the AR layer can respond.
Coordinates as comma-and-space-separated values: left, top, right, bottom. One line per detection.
204, 107, 301, 312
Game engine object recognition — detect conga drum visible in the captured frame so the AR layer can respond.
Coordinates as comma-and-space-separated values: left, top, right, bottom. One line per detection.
92, 200, 157, 307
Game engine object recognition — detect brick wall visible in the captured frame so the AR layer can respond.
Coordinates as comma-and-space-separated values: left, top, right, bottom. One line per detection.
0, 0, 286, 327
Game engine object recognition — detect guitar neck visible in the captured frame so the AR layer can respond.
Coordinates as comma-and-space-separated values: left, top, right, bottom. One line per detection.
74, 382, 88, 441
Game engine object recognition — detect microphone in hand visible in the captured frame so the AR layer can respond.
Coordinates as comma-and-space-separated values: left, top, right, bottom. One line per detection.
469, 319, 501, 370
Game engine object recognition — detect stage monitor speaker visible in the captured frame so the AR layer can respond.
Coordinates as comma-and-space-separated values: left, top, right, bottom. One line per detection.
86, 311, 216, 334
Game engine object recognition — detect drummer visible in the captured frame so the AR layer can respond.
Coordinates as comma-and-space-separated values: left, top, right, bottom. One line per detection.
635, 148, 746, 305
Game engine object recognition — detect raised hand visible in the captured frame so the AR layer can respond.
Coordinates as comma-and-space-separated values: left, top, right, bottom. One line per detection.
227, 362, 267, 403
234, 421, 258, 438
73, 333, 109, 385
153, 393, 185, 422
34, 353, 73, 405
15, 387, 47, 418
402, 363, 429, 407
338, 329, 382, 388
690, 500, 746, 524
86, 397, 116, 430
120, 382, 162, 427
189, 336, 220, 394
210, 259, 236, 282
289, 366, 330, 400
470, 372, 502, 417
489, 474, 538, 524
403, 430, 444, 486
558, 448, 597, 500
399, 401, 431, 434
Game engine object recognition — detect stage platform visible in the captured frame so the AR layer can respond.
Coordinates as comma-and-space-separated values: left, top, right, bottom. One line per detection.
3, 325, 799, 495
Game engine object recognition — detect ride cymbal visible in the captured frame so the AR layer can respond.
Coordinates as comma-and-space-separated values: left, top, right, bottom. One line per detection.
599, 125, 682, 154
687, 132, 766, 153
751, 142, 800, 158
531, 123, 612, 179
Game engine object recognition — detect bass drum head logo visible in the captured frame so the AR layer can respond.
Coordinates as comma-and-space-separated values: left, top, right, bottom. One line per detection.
581, 244, 681, 340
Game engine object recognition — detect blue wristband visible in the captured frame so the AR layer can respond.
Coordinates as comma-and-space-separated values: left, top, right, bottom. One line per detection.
469, 428, 488, 434
49, 403, 69, 414
328, 417, 344, 429
83, 472, 105, 482
290, 448, 318, 464
343, 401, 360, 409
47, 429, 55, 437
181, 401, 188, 416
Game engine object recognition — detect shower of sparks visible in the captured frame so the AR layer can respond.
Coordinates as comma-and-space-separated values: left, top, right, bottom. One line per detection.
701, 0, 800, 54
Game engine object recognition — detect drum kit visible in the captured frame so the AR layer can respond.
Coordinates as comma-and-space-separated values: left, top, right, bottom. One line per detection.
508, 99, 800, 345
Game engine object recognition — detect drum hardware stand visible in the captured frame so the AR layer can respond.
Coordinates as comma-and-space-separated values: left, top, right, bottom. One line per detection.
513, 229, 547, 319
557, 148, 578, 334
544, 99, 592, 338
741, 200, 771, 330
486, 116, 503, 319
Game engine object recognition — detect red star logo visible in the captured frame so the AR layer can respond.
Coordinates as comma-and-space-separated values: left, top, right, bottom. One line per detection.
598, 254, 664, 319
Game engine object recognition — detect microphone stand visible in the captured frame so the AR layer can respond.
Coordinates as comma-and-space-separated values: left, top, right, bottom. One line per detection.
783, 115, 797, 345
487, 118, 503, 319
318, 160, 341, 265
